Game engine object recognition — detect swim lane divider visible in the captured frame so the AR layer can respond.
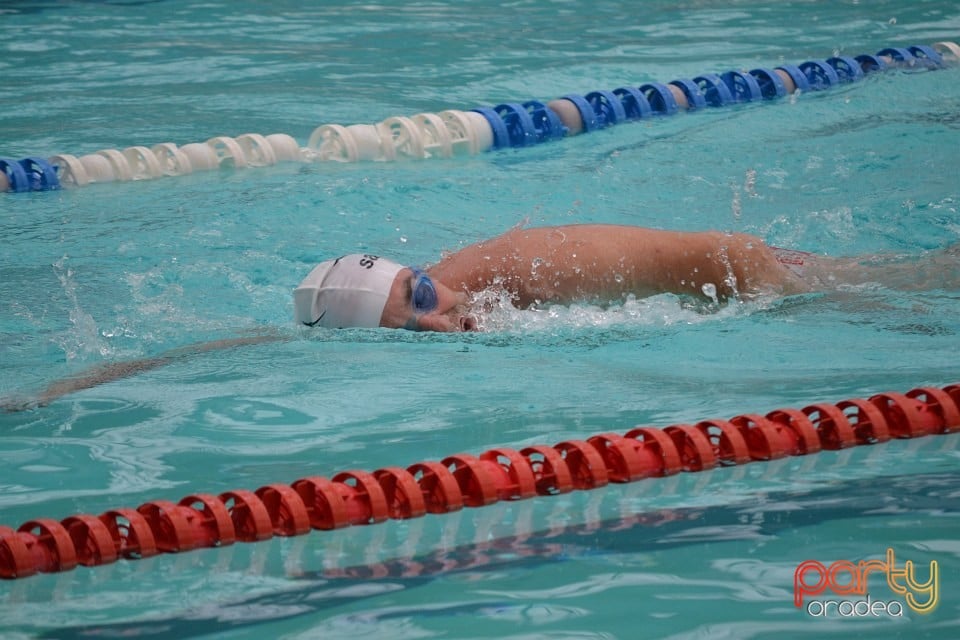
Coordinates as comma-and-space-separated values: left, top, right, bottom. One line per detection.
1, 383, 957, 580
2, 41, 959, 193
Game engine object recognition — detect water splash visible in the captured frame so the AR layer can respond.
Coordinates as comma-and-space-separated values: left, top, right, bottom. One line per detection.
700, 282, 719, 304
469, 286, 754, 334
51, 256, 112, 362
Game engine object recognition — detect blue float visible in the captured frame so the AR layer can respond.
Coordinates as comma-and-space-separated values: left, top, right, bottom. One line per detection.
747, 68, 788, 99
523, 101, 567, 142
668, 79, 707, 109
907, 44, 944, 67
694, 74, 735, 106
776, 64, 812, 92
877, 47, 917, 63
638, 83, 680, 115
826, 56, 865, 82
493, 103, 539, 147
584, 90, 628, 127
799, 59, 841, 90
0, 158, 30, 192
560, 94, 601, 132
20, 157, 60, 191
721, 71, 763, 102
612, 86, 653, 119
471, 107, 512, 149
855, 54, 888, 72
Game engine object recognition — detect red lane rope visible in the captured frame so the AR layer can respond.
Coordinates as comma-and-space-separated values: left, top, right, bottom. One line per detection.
2, 383, 958, 580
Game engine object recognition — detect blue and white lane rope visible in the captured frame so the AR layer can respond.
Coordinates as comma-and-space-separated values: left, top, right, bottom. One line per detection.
1, 41, 957, 194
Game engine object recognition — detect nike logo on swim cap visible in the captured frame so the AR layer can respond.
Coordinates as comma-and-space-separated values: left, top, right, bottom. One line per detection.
304, 309, 327, 327
301, 258, 343, 326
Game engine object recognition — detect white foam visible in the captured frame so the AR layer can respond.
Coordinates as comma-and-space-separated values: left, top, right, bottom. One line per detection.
468, 287, 761, 334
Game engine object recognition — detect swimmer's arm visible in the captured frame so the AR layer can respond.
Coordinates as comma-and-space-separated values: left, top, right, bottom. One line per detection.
1, 334, 286, 412
430, 225, 796, 303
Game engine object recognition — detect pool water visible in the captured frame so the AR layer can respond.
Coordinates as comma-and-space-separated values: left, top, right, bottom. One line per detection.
1, 0, 959, 638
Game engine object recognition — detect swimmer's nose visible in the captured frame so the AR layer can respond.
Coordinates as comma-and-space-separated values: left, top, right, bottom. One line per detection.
459, 315, 478, 332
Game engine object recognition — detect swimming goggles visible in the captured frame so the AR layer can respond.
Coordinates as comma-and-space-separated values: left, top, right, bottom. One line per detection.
408, 267, 438, 314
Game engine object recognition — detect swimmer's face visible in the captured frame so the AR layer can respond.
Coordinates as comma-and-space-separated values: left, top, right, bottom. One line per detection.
380, 268, 478, 332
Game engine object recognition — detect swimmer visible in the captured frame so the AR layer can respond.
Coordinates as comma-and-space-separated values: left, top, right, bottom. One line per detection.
294, 223, 952, 332
3, 223, 956, 410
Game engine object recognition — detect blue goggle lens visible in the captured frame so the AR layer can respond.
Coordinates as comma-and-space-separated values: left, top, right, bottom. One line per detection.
409, 267, 438, 313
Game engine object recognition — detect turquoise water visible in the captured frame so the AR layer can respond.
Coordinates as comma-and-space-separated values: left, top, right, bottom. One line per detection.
1, 0, 959, 638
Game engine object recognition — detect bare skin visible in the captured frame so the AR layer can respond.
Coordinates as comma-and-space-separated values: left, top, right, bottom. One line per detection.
379, 224, 960, 332
382, 224, 811, 331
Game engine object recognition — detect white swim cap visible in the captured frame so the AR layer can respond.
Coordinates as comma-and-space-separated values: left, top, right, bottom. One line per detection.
294, 254, 404, 328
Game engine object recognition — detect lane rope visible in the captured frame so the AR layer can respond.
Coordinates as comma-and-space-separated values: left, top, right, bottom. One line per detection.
2, 41, 957, 193
1, 382, 957, 580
